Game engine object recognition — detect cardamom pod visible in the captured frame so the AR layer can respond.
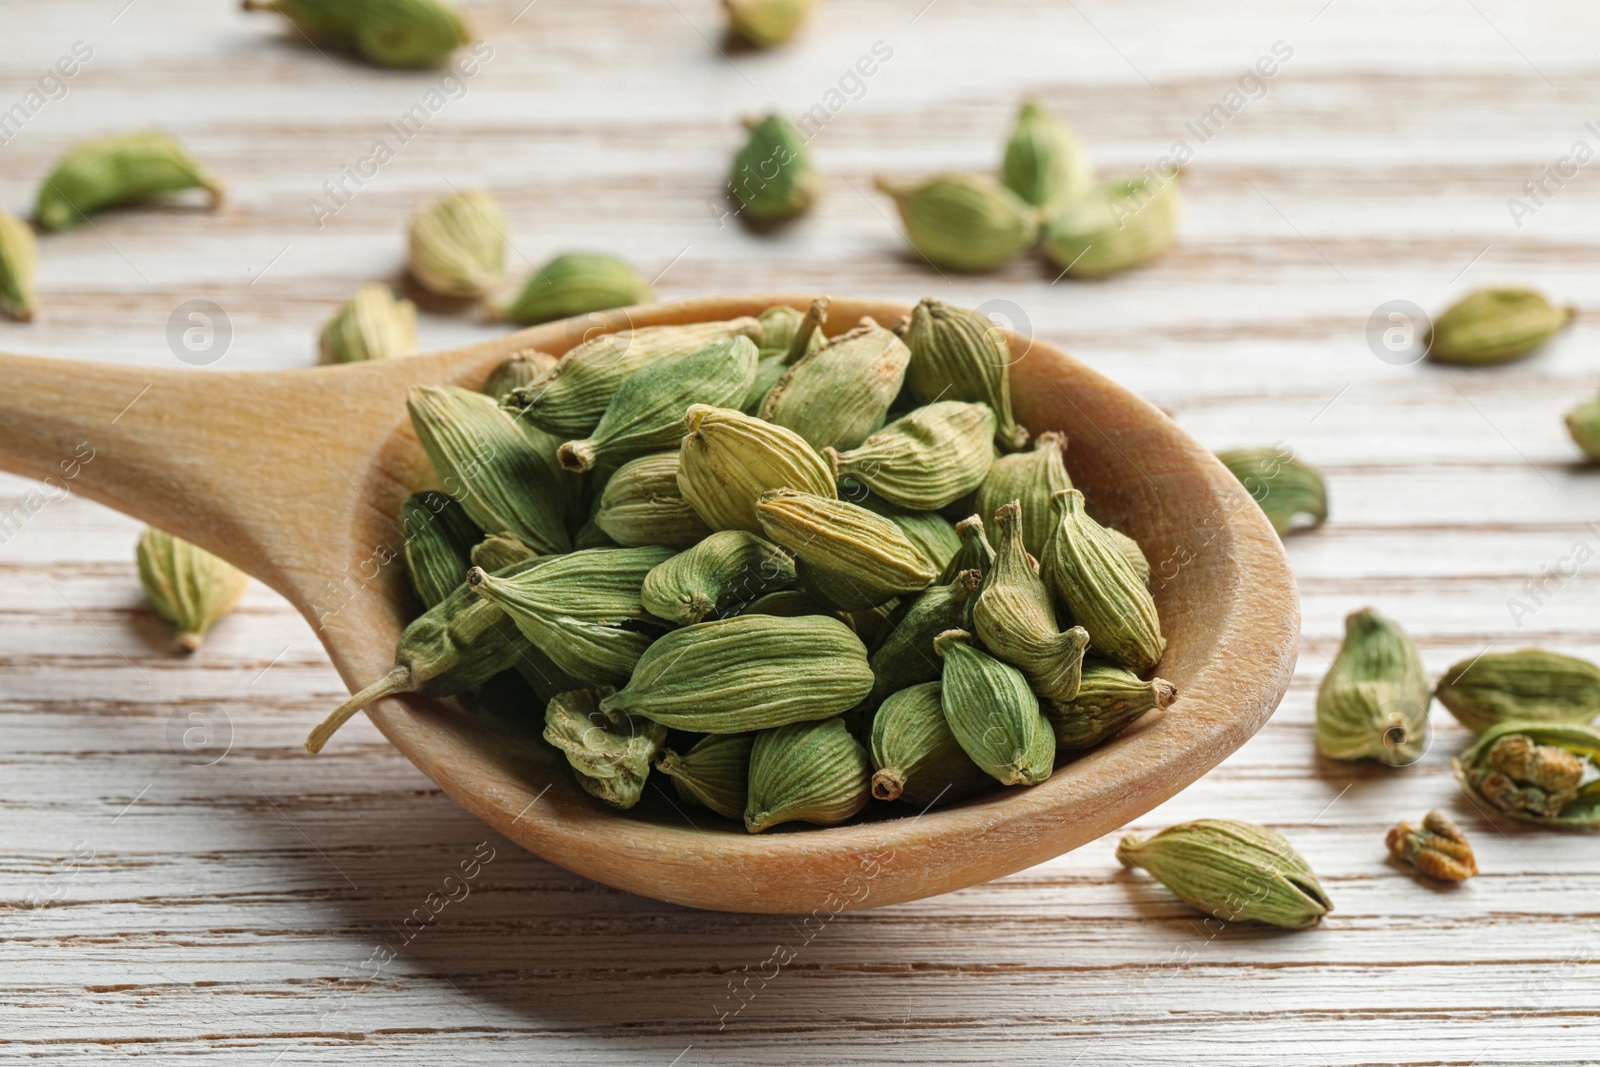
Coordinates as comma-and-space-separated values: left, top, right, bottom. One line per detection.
1041, 489, 1165, 673
1452, 722, 1600, 828
1315, 608, 1431, 765
723, 0, 812, 47
761, 318, 911, 451
938, 514, 996, 585
641, 530, 796, 624
974, 501, 1090, 701
321, 284, 418, 363
976, 432, 1069, 557
1117, 820, 1333, 929
755, 300, 824, 361
731, 588, 847, 623
678, 404, 836, 534
468, 532, 537, 573
544, 687, 665, 810
243, 0, 471, 69
601, 614, 873, 732
867, 570, 981, 707
656, 733, 753, 819
406, 189, 506, 299
1435, 649, 1600, 734
1386, 810, 1477, 882
1427, 288, 1574, 366
828, 401, 996, 511
497, 252, 655, 327
137, 527, 249, 653
557, 336, 758, 472
1041, 173, 1181, 279
0, 209, 38, 321
1045, 662, 1177, 751
595, 451, 714, 548
745, 717, 871, 832
36, 131, 224, 232
482, 349, 559, 401
756, 489, 937, 611
869, 681, 990, 807
400, 490, 481, 608
900, 297, 1028, 451
856, 494, 961, 574
1567, 395, 1600, 459
1001, 98, 1091, 210
731, 114, 820, 223
1217, 448, 1328, 536
934, 629, 1055, 786
874, 173, 1040, 272
1105, 526, 1151, 586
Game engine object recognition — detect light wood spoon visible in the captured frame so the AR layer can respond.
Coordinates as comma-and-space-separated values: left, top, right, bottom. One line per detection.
0, 295, 1299, 913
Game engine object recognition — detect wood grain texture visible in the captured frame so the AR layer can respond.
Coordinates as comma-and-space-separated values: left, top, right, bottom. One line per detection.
3, 0, 1600, 1062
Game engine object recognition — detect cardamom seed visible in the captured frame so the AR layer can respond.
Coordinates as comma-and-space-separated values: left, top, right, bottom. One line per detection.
406, 189, 506, 299
400, 491, 481, 608
1001, 98, 1091, 210
828, 401, 996, 511
976, 432, 1069, 556
1435, 649, 1600, 734
497, 252, 655, 327
1217, 447, 1327, 536
482, 349, 559, 401
321, 284, 418, 363
656, 733, 753, 819
1041, 173, 1181, 279
641, 530, 796, 624
761, 318, 911, 451
855, 493, 961, 574
1315, 608, 1431, 765
974, 501, 1090, 701
934, 629, 1055, 786
1117, 820, 1332, 929
595, 451, 714, 548
243, 0, 472, 69
137, 526, 249, 653
723, 0, 812, 47
1045, 662, 1177, 751
543, 687, 665, 810
1104, 526, 1151, 586
1452, 722, 1600, 827
867, 570, 981, 707
0, 209, 38, 321
870, 681, 991, 806
1566, 395, 1600, 460
874, 172, 1040, 272
900, 298, 1028, 451
730, 114, 820, 223
36, 131, 223, 232
745, 717, 871, 833
1041, 489, 1165, 673
1386, 810, 1477, 882
938, 514, 996, 585
756, 489, 937, 611
678, 403, 836, 534
1427, 288, 1574, 366
468, 531, 538, 573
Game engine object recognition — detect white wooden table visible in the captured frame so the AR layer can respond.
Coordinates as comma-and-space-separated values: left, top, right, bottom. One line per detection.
4, 1, 1599, 1063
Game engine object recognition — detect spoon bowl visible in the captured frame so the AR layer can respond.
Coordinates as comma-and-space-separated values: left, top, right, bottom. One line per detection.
0, 295, 1298, 913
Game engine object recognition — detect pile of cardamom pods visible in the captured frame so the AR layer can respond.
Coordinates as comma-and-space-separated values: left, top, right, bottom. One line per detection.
305, 296, 1175, 834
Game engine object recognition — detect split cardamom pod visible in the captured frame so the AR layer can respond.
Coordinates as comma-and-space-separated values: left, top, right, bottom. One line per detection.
407, 189, 506, 299
1427, 288, 1574, 366
1041, 489, 1165, 673
1435, 649, 1600, 734
867, 570, 982, 707
137, 527, 249, 653
656, 733, 753, 819
756, 489, 938, 611
827, 401, 997, 510
678, 403, 836, 534
730, 114, 820, 223
544, 687, 665, 810
874, 173, 1040, 272
641, 529, 796, 625
595, 451, 714, 549
976, 432, 1070, 556
1453, 722, 1600, 827
900, 297, 1028, 451
1045, 662, 1177, 751
1217, 448, 1327, 536
243, 0, 472, 69
870, 681, 991, 807
1117, 820, 1332, 929
761, 318, 911, 452
1386, 810, 1477, 881
0, 209, 38, 321
1566, 395, 1600, 459
1041, 174, 1181, 279
974, 501, 1090, 701
1001, 98, 1091, 210
938, 514, 996, 585
482, 349, 559, 401
400, 491, 481, 608
723, 0, 812, 47
321, 284, 418, 363
1315, 608, 1431, 765
934, 629, 1055, 786
36, 131, 224, 232
856, 494, 961, 574
497, 252, 655, 326
745, 717, 871, 832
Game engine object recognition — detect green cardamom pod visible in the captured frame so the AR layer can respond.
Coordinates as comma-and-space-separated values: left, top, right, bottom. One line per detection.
755, 300, 824, 361
408, 385, 573, 555
828, 401, 997, 510
1104, 526, 1151, 586
656, 733, 753, 819
592, 451, 712, 548
469, 532, 538, 573
855, 493, 961, 574
761, 318, 911, 451
601, 614, 873, 732
482, 349, 559, 402
1045, 662, 1177, 751
1427, 288, 1574, 366
731, 114, 821, 223
679, 404, 836, 534
1117, 820, 1333, 929
137, 527, 249, 653
723, 0, 812, 47
1042, 489, 1165, 673
869, 682, 991, 807
976, 432, 1069, 556
1217, 448, 1328, 536
243, 0, 471, 69
321, 284, 418, 363
557, 336, 759, 472
543, 687, 666, 810
874, 173, 1040, 272
641, 530, 796, 625
867, 570, 981, 707
0, 209, 38, 322
1435, 649, 1600, 734
496, 252, 656, 326
745, 717, 871, 833
731, 589, 848, 624
504, 318, 762, 438
401, 491, 481, 608
756, 489, 937, 611
900, 297, 1029, 451
1452, 722, 1600, 828
513, 643, 590, 708
934, 630, 1054, 786
406, 189, 506, 299
974, 501, 1090, 701
1041, 173, 1181, 279
938, 514, 996, 585
36, 131, 224, 232
1315, 608, 1431, 765
1386, 810, 1478, 882
1001, 98, 1091, 210
1566, 395, 1600, 459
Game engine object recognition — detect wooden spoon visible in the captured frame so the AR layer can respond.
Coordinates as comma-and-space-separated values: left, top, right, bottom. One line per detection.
0, 295, 1299, 913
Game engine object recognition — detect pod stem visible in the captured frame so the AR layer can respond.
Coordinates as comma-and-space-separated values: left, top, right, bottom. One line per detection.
870, 769, 905, 802
305, 664, 413, 754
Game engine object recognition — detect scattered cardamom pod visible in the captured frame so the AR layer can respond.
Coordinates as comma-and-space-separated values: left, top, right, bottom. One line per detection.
934, 630, 1055, 786
0, 209, 38, 321
723, 0, 812, 47
867, 570, 982, 707
938, 514, 996, 585
35, 131, 224, 232
761, 318, 911, 451
745, 717, 871, 832
1217, 448, 1327, 536
1386, 810, 1477, 882
407, 189, 506, 299
1041, 173, 1181, 279
321, 284, 418, 363
1104, 526, 1151, 586
497, 252, 656, 327
900, 297, 1028, 451
595, 451, 714, 549
544, 687, 666, 810
756, 489, 937, 611
976, 432, 1069, 556
856, 494, 961, 574
731, 114, 820, 223
828, 401, 997, 510
1315, 608, 1431, 765
1042, 489, 1165, 673
974, 502, 1090, 701
1566, 395, 1600, 459
641, 530, 796, 625
482, 349, 559, 401
469, 532, 537, 573
243, 0, 472, 69
400, 491, 481, 608
137, 527, 249, 653
1117, 820, 1332, 929
1453, 722, 1600, 827
1045, 662, 1177, 751
1435, 649, 1600, 734
656, 733, 753, 819
1001, 98, 1091, 210
874, 172, 1040, 272
870, 681, 991, 807
678, 403, 836, 534
1427, 288, 1574, 366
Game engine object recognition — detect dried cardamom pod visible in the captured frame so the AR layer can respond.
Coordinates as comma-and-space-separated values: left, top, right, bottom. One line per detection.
855, 494, 961, 574
1315, 608, 1431, 765
0, 209, 38, 321
1104, 526, 1151, 586
321, 284, 418, 363
406, 189, 506, 299
731, 588, 848, 624
874, 173, 1040, 272
641, 530, 796, 625
723, 0, 812, 47
1452, 722, 1600, 827
504, 318, 762, 438
1567, 396, 1600, 459
934, 630, 1054, 786
408, 385, 573, 555
755, 300, 824, 361
1001, 98, 1091, 210
594, 451, 713, 549
761, 318, 911, 451
867, 570, 981, 707
678, 404, 836, 534
870, 682, 991, 807
400, 491, 481, 608
1435, 649, 1600, 734
656, 733, 753, 819
745, 717, 871, 833
731, 114, 820, 223
1041, 489, 1165, 673
469, 532, 537, 573
497, 252, 655, 327
137, 527, 249, 653
900, 297, 1028, 451
976, 433, 1069, 556
482, 349, 559, 401
756, 489, 938, 611
1041, 174, 1181, 279
557, 336, 758, 472
243, 0, 471, 69
544, 687, 666, 810
1045, 662, 1177, 751
602, 614, 873, 732
1386, 810, 1477, 882
1117, 820, 1332, 929
938, 515, 996, 585
35, 131, 224, 232
828, 401, 996, 511
1217, 448, 1327, 536
1427, 288, 1574, 366
974, 502, 1090, 701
